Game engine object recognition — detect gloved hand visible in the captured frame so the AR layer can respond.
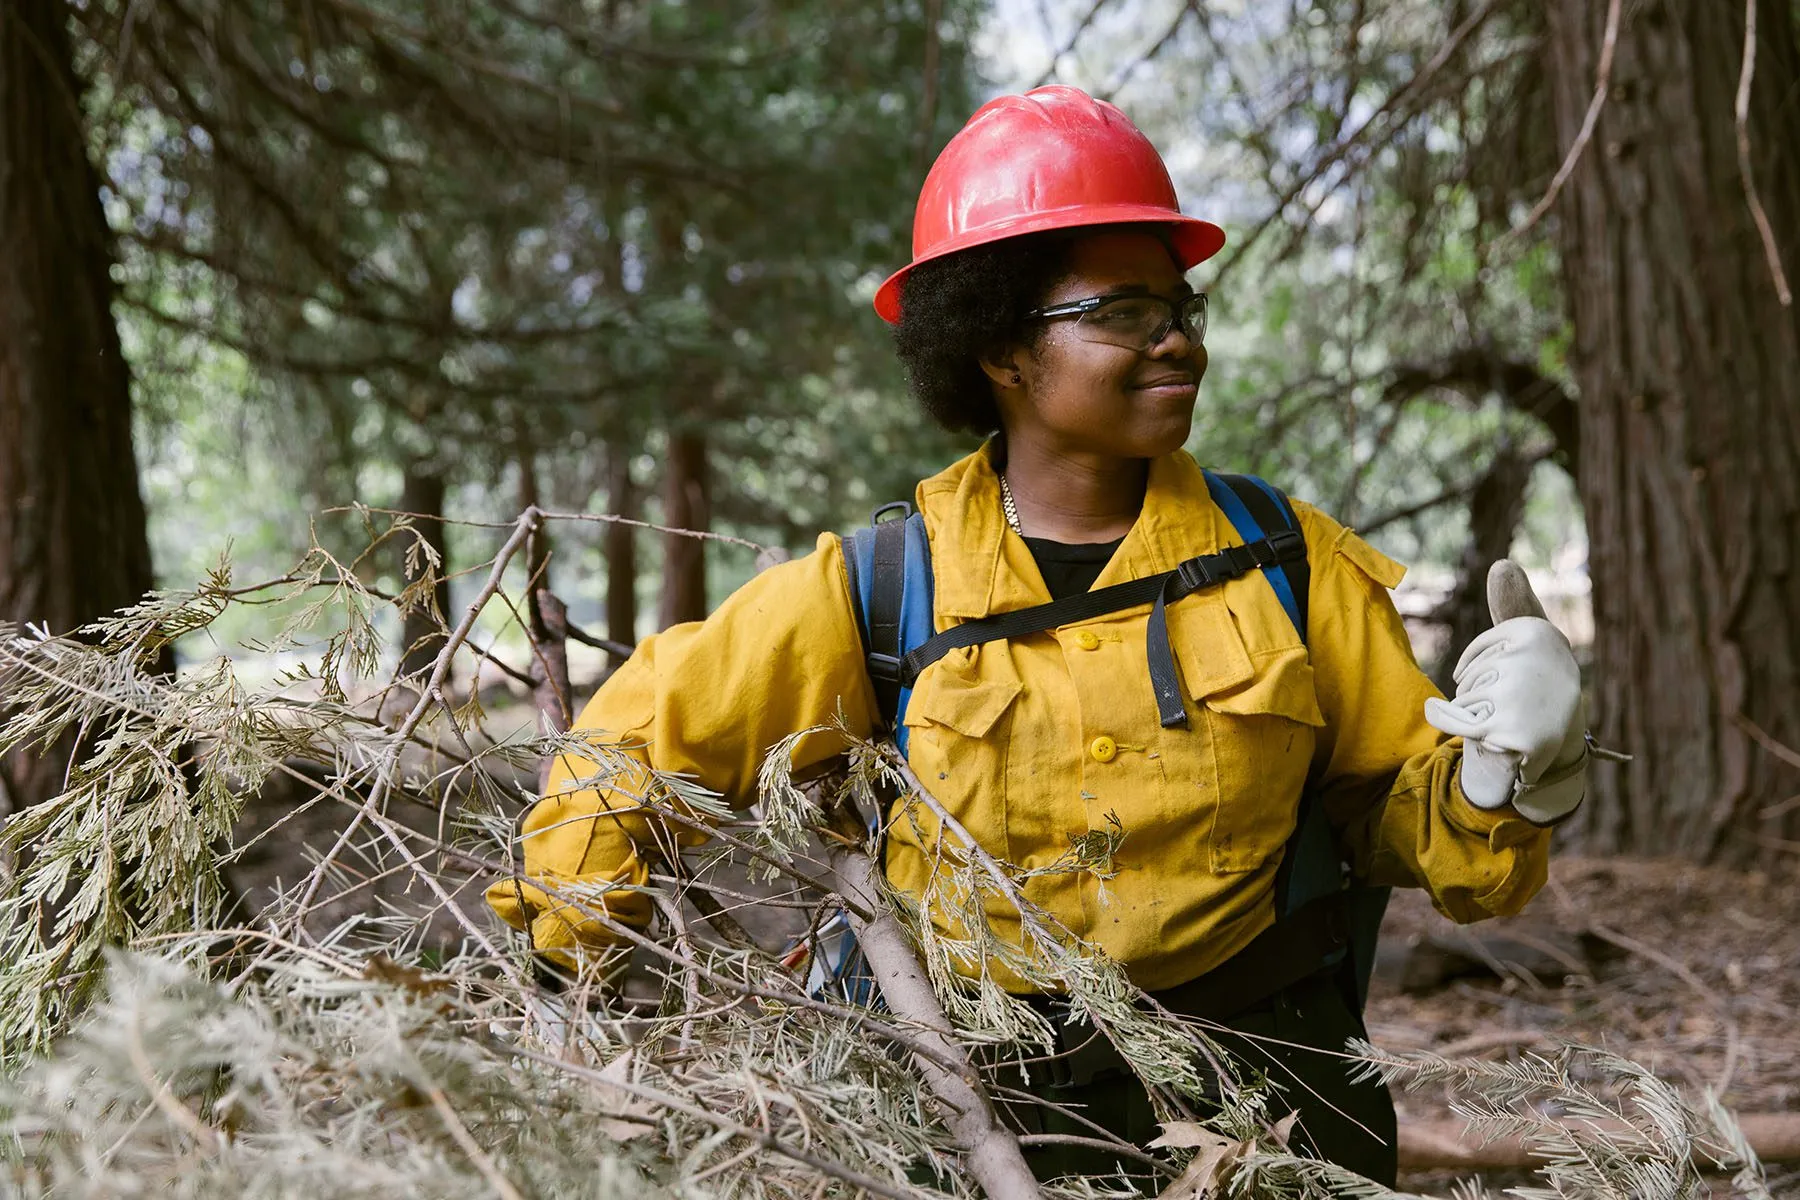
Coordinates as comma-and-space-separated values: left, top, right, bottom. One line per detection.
1423, 561, 1587, 824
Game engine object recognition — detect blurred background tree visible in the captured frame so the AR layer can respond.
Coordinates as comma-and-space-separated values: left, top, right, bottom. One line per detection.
1, 0, 162, 815
3, 0, 1796, 859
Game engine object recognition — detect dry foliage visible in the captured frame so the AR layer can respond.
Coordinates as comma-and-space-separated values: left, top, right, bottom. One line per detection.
0, 509, 1775, 1198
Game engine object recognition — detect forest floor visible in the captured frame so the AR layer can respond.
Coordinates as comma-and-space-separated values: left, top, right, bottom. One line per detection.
1373, 854, 1800, 1196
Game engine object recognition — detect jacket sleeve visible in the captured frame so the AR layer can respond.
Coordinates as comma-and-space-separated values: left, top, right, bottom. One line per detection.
1294, 502, 1554, 924
484, 532, 879, 959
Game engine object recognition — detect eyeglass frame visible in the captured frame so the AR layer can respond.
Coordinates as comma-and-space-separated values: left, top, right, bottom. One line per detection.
1021, 290, 1209, 351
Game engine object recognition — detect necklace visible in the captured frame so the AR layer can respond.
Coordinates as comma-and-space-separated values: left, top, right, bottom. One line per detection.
998, 472, 1024, 536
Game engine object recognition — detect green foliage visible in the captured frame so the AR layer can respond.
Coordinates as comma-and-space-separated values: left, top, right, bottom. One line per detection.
81, 0, 980, 612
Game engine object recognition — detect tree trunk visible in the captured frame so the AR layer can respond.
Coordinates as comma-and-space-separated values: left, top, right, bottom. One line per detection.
518, 450, 571, 741
397, 456, 451, 679
1431, 445, 1537, 695
0, 0, 160, 812
604, 442, 640, 645
658, 431, 710, 629
1546, 0, 1800, 862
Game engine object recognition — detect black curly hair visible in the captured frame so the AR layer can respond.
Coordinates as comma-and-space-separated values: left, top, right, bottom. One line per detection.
890, 232, 1074, 434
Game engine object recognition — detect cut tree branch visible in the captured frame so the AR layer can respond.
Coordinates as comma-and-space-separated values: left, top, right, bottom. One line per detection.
822, 817, 1042, 1200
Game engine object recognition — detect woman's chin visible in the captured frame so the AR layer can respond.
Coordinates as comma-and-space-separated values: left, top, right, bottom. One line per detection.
1121, 413, 1194, 459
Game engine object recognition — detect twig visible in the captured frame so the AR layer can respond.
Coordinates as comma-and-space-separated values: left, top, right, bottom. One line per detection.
1212, 0, 1501, 283
287, 509, 540, 939
1551, 876, 1742, 1094
1734, 711, 1800, 771
1030, 0, 1109, 87
421, 1080, 527, 1200
1436, 1028, 1544, 1058
340, 504, 773, 554
1097, 0, 1194, 102
439, 846, 976, 1080
498, 1041, 924, 1200
1014, 1133, 1172, 1173
560, 618, 635, 662
126, 1010, 220, 1152
1735, 0, 1793, 306
1497, 0, 1621, 245
1399, 1112, 1800, 1168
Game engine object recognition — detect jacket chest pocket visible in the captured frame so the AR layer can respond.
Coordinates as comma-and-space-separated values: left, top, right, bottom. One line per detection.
1193, 647, 1325, 874
898, 657, 1024, 851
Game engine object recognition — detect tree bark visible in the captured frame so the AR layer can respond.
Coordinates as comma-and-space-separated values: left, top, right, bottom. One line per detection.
604, 442, 639, 646
658, 431, 710, 629
823, 834, 1043, 1200
397, 455, 451, 679
0, 0, 160, 812
1546, 0, 1800, 862
517, 451, 571, 747
1430, 445, 1539, 695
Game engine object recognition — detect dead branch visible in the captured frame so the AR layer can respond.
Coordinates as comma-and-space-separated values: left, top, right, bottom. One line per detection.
496, 1042, 921, 1200
1497, 0, 1621, 246
1735, 0, 1793, 306
822, 822, 1042, 1200
287, 507, 542, 930
1212, 0, 1502, 283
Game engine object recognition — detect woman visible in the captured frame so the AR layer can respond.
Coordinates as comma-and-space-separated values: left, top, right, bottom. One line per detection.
488, 87, 1588, 1186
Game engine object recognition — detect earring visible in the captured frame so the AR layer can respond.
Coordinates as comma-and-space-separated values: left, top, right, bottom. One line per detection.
1010, 372, 1022, 386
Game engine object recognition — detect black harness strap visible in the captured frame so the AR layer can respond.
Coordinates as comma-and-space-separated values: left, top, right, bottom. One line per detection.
865, 505, 910, 729
899, 530, 1306, 730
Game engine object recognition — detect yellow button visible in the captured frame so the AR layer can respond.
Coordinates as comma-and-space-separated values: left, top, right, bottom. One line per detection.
1089, 735, 1117, 763
1074, 630, 1101, 651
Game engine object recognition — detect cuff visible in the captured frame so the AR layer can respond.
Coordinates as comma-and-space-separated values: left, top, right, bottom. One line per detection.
1454, 737, 1586, 827
1507, 744, 1588, 826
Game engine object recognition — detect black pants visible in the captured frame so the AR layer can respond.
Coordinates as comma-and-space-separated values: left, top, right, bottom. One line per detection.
989, 972, 1398, 1190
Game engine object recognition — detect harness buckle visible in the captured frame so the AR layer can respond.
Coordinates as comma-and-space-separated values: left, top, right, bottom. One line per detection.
867, 652, 903, 684
1265, 529, 1304, 558
1175, 556, 1215, 590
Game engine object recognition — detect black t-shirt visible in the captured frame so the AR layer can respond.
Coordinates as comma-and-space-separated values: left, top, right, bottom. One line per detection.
1022, 535, 1125, 601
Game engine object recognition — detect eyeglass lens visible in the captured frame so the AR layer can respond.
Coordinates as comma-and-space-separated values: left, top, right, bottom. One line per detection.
1074, 294, 1207, 349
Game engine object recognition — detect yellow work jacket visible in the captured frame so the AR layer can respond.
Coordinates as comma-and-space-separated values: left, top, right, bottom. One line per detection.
486, 446, 1554, 992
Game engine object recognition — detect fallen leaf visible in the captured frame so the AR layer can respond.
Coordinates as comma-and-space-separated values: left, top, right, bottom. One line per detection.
1152, 1123, 1252, 1200
591, 1050, 661, 1142
1150, 1121, 1230, 1150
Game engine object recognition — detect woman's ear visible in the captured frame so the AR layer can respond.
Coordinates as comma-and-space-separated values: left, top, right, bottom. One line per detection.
978, 344, 1025, 390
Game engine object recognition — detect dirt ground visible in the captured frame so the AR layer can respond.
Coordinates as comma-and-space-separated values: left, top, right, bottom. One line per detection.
1369, 854, 1800, 1195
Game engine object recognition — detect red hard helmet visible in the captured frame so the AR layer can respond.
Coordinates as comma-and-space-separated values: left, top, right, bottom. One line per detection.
874, 86, 1224, 323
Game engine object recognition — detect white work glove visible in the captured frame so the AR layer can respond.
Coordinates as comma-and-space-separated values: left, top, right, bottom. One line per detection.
1423, 561, 1588, 825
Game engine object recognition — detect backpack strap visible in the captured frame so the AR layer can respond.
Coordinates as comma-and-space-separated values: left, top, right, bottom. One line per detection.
842, 503, 934, 754
1201, 470, 1310, 639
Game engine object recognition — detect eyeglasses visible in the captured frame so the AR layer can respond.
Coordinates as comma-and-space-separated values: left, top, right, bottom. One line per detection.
1022, 291, 1208, 352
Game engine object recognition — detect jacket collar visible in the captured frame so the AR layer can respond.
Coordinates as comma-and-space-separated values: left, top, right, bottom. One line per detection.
915, 442, 1230, 621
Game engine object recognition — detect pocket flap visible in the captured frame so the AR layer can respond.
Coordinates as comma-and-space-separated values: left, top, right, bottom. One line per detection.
1170, 591, 1255, 702
902, 673, 1024, 738
1201, 647, 1326, 727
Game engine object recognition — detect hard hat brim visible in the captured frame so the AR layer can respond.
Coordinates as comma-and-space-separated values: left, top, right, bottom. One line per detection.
873, 209, 1225, 324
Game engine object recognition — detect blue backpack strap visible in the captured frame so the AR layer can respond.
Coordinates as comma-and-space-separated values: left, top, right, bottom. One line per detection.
843, 503, 934, 756
811, 502, 932, 1007
1201, 470, 1309, 640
